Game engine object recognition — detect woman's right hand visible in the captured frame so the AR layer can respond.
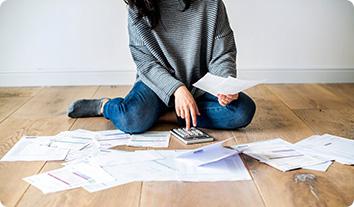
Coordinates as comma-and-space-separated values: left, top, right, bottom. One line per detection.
174, 85, 200, 130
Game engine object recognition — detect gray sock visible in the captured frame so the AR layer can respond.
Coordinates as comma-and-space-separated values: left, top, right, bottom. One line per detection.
67, 98, 106, 118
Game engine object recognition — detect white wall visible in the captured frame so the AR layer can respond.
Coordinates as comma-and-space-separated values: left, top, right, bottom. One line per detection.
0, 0, 353, 86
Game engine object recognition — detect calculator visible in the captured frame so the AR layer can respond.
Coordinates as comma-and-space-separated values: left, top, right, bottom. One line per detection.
170, 127, 215, 145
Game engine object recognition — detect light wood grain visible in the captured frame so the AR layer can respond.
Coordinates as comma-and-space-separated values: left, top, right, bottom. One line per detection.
0, 87, 41, 98
238, 86, 314, 143
0, 87, 97, 207
320, 84, 354, 107
0, 88, 41, 123
267, 84, 348, 110
140, 181, 264, 207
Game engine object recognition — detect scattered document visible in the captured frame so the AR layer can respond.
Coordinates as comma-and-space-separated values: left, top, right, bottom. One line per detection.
1, 129, 171, 163
295, 134, 354, 165
233, 138, 328, 172
128, 131, 170, 148
176, 138, 237, 166
7, 127, 352, 194
24, 163, 114, 194
83, 149, 251, 192
27, 163, 113, 193
95, 129, 130, 148
193, 73, 262, 96
1, 136, 69, 161
87, 150, 163, 167
157, 150, 251, 182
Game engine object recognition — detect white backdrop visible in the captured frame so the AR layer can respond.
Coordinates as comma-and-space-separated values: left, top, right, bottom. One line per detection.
0, 0, 353, 86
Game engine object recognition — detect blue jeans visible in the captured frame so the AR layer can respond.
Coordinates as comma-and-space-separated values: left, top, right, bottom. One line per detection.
103, 81, 256, 134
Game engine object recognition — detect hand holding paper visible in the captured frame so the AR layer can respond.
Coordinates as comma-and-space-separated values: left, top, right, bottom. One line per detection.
193, 73, 262, 97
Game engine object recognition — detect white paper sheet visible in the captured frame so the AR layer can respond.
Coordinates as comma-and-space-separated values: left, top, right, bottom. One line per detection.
295, 134, 354, 165
128, 131, 170, 148
176, 138, 237, 166
88, 150, 163, 167
302, 161, 333, 172
193, 73, 262, 96
95, 129, 131, 148
233, 138, 328, 172
1, 136, 69, 161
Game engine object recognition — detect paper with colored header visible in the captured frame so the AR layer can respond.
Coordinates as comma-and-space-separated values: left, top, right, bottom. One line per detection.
23, 163, 114, 194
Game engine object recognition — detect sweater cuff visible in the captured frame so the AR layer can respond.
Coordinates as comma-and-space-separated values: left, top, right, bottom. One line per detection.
163, 81, 184, 106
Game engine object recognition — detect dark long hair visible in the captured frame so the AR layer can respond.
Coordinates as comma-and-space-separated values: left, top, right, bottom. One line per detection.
124, 0, 190, 29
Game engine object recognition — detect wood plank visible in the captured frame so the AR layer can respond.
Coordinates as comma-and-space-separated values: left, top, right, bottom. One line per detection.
267, 84, 349, 110
320, 83, 354, 107
237, 85, 353, 207
238, 86, 314, 143
16, 85, 142, 207
0, 97, 30, 123
0, 87, 41, 98
0, 86, 98, 207
140, 181, 264, 207
294, 107, 354, 138
0, 88, 41, 123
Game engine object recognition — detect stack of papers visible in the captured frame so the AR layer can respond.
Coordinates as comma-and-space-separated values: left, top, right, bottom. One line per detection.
0, 129, 171, 162
24, 163, 114, 194
21, 140, 251, 193
4, 127, 351, 194
294, 134, 354, 165
193, 73, 262, 96
82, 142, 251, 192
233, 138, 329, 172
233, 134, 354, 172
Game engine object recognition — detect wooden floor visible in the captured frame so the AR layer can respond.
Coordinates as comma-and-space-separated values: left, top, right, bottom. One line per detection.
0, 84, 353, 207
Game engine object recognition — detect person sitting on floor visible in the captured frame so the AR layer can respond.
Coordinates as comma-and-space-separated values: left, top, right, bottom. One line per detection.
67, 0, 256, 133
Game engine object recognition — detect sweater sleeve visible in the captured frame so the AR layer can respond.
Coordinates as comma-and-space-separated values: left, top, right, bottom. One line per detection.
128, 10, 184, 106
208, 0, 237, 78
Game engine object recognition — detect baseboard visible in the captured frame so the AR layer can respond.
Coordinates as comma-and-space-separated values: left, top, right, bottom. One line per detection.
0, 68, 353, 86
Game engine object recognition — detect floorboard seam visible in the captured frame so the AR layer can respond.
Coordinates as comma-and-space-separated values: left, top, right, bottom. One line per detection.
265, 85, 319, 135
0, 87, 44, 125
138, 182, 144, 207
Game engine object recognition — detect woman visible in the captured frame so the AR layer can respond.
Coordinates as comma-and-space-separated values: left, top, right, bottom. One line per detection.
68, 0, 256, 133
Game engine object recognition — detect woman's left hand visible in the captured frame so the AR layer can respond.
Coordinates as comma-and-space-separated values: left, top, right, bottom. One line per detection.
217, 93, 239, 106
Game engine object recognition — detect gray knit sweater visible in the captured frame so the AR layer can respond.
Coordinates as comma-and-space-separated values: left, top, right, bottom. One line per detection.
128, 0, 237, 106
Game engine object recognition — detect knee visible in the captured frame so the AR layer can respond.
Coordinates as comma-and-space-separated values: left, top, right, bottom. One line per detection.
112, 115, 151, 134
110, 107, 156, 134
228, 93, 256, 129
